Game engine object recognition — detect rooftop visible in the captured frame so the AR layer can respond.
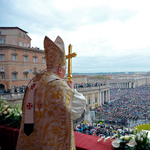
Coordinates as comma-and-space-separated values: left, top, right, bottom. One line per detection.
0, 27, 28, 33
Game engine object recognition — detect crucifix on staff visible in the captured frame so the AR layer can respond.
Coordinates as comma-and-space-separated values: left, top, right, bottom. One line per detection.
66, 44, 77, 81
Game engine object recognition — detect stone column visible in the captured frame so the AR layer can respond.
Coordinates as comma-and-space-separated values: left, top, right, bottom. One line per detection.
108, 90, 110, 103
129, 82, 131, 88
100, 92, 102, 105
99, 91, 102, 106
101, 91, 103, 105
102, 91, 104, 105
107, 90, 109, 102
106, 90, 108, 103
133, 82, 135, 88
92, 93, 95, 109
97, 92, 99, 106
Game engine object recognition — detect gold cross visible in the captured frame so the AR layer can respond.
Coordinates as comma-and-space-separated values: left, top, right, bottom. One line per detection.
66, 44, 77, 81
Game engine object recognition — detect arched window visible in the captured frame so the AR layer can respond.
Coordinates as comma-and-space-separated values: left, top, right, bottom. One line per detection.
29, 69, 32, 73
0, 38, 2, 44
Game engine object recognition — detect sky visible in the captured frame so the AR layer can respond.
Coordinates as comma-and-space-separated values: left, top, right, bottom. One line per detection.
1, 0, 150, 73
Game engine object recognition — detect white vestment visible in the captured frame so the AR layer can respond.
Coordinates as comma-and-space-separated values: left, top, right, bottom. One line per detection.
16, 72, 86, 150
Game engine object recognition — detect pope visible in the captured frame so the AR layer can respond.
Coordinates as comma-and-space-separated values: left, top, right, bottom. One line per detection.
16, 36, 86, 150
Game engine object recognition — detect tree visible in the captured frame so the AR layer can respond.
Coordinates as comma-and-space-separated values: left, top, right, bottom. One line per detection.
94, 75, 111, 80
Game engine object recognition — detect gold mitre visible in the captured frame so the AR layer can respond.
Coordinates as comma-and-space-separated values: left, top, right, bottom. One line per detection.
44, 36, 66, 68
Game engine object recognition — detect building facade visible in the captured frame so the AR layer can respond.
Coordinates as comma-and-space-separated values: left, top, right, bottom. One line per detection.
0, 27, 46, 91
72, 75, 87, 84
0, 27, 31, 47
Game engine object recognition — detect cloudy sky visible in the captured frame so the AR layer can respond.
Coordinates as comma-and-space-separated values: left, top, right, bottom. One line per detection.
1, 0, 150, 73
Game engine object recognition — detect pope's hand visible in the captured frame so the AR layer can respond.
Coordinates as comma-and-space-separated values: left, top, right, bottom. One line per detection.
67, 80, 74, 89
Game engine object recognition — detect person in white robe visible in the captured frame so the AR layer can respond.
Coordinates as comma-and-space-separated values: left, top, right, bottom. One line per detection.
16, 36, 86, 150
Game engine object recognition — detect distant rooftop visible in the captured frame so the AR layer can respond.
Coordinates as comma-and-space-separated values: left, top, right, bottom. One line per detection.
73, 75, 87, 77
0, 27, 28, 33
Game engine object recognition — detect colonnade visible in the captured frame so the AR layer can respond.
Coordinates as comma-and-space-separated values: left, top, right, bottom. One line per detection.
99, 90, 110, 105
77, 85, 110, 109
109, 81, 135, 89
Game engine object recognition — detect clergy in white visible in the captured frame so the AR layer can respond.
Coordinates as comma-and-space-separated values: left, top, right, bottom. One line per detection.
16, 36, 86, 150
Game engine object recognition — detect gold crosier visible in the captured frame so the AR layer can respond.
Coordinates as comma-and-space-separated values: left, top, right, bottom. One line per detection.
66, 44, 77, 81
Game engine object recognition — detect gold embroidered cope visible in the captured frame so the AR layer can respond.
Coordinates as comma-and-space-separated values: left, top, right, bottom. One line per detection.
16, 72, 76, 150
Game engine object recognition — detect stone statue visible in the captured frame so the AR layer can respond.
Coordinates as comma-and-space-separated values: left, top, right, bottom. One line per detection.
84, 104, 92, 123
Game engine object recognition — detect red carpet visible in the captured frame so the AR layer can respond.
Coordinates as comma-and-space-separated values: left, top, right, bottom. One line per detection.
0, 125, 114, 150
75, 132, 114, 150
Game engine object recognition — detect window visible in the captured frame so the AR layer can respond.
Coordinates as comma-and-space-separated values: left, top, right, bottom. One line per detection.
19, 41, 22, 46
33, 57, 37, 62
1, 67, 4, 71
80, 79, 82, 81
0, 54, 4, 60
24, 74, 28, 79
29, 69, 32, 73
33, 73, 36, 77
39, 69, 41, 73
1, 74, 4, 79
0, 31, 1, 35
88, 99, 91, 105
34, 53, 36, 55
24, 43, 26, 47
1, 49, 3, 51
77, 79, 78, 82
24, 51, 26, 53
0, 38, 2, 44
12, 74, 17, 79
95, 97, 97, 103
23, 35, 25, 38
24, 56, 27, 62
34, 67, 37, 72
13, 55, 16, 61
19, 33, 21, 37
43, 58, 45, 63
13, 50, 16, 52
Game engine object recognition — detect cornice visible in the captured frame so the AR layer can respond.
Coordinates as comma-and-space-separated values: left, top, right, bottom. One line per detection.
32, 55, 38, 58
23, 54, 29, 57
23, 71, 29, 74
11, 52, 18, 56
12, 71, 18, 74
0, 44, 44, 53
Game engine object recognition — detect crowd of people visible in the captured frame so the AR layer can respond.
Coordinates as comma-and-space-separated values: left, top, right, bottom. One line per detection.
2, 86, 27, 93
12, 85, 26, 93
74, 123, 132, 138
101, 85, 150, 119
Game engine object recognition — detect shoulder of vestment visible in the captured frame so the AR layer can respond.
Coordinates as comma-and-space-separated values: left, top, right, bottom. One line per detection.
47, 79, 70, 91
